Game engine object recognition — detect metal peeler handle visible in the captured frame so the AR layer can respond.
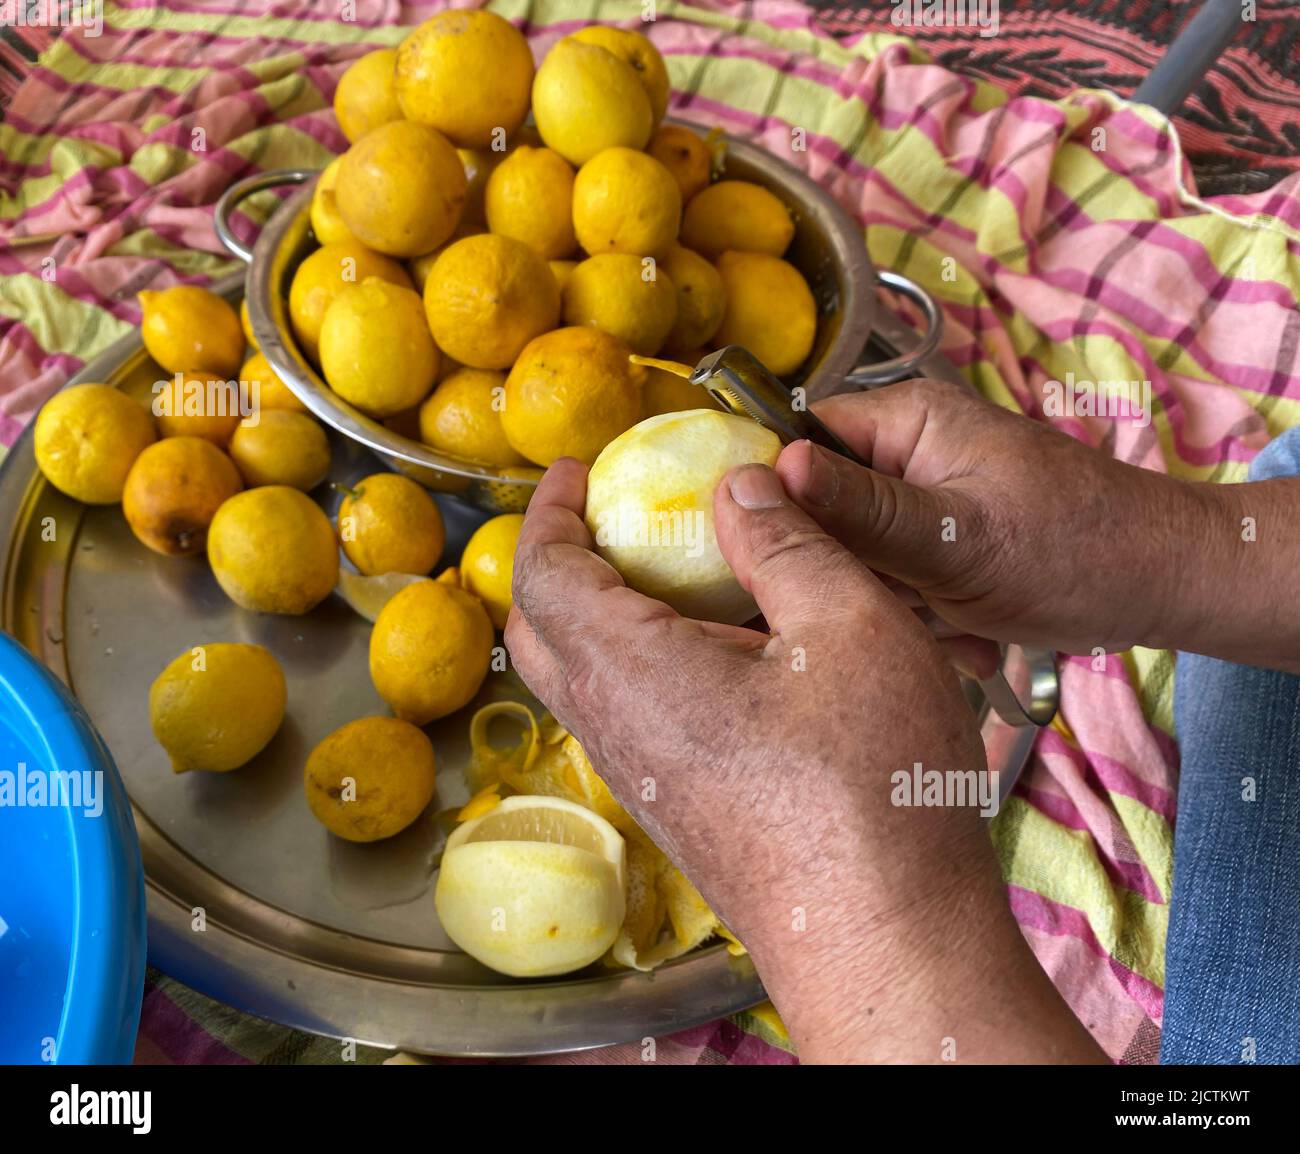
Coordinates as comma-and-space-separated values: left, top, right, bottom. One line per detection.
692, 346, 868, 465
692, 344, 1057, 732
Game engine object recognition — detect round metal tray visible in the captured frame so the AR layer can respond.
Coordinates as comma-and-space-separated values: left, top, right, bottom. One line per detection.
0, 290, 1032, 1056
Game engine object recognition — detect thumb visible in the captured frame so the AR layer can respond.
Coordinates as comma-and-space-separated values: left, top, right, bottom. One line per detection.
775, 440, 965, 589
714, 463, 895, 636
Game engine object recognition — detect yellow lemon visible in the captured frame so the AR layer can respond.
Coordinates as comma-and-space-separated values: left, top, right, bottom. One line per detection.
208, 486, 339, 614
123, 436, 242, 556
369, 578, 494, 725
288, 240, 412, 363
435, 795, 626, 977
647, 124, 713, 203
548, 259, 577, 294
335, 119, 467, 258
337, 471, 445, 576
532, 37, 652, 166
681, 180, 794, 260
660, 243, 726, 354
34, 383, 157, 504
304, 716, 437, 842
484, 145, 577, 259
228, 410, 331, 492
319, 278, 439, 417
458, 148, 500, 227
569, 25, 669, 125
407, 220, 485, 293
149, 643, 286, 773
572, 146, 680, 257
309, 156, 354, 246
152, 370, 241, 446
459, 513, 523, 629
239, 299, 258, 351
585, 410, 781, 624
561, 253, 677, 356
333, 48, 402, 143
714, 251, 817, 376
139, 285, 244, 377
502, 327, 644, 466
417, 367, 526, 467
641, 360, 724, 418
240, 352, 309, 415
395, 9, 534, 149
423, 233, 560, 370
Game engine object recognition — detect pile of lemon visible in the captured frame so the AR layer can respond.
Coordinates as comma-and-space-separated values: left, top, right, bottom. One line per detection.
298, 7, 819, 470
28, 10, 770, 980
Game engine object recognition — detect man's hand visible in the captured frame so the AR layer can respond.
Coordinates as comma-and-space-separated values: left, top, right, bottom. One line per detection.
507, 457, 1104, 1063
778, 378, 1300, 672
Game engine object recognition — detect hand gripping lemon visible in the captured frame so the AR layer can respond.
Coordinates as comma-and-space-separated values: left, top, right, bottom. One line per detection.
584, 409, 781, 625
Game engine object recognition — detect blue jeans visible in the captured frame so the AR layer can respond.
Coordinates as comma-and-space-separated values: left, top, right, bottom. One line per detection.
1161, 427, 1300, 1064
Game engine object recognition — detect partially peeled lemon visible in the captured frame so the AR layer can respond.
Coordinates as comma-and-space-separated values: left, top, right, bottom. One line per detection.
435, 795, 626, 977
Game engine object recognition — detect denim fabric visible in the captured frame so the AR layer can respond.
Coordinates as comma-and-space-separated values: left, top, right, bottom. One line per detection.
1161, 427, 1300, 1064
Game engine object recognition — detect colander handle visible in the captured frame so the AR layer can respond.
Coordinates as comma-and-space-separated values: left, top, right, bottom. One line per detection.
214, 168, 317, 263
845, 270, 944, 387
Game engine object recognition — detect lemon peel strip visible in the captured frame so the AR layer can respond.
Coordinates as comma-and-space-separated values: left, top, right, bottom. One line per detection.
628, 353, 693, 379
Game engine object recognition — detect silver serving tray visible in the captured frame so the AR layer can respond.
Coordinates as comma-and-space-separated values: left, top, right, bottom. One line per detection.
0, 284, 1044, 1056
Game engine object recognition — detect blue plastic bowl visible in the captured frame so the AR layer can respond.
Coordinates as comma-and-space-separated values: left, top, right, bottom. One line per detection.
0, 631, 146, 1064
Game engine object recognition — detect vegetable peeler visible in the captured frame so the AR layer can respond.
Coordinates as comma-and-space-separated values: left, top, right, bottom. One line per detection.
688, 344, 1058, 737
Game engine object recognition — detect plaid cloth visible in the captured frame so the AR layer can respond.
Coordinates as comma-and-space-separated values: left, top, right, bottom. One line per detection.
2, 0, 1299, 1064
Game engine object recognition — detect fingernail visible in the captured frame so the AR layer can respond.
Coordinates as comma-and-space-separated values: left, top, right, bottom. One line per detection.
728, 464, 786, 509
802, 443, 841, 508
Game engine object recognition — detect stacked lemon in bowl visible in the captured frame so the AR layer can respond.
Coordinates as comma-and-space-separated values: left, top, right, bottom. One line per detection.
296, 8, 819, 475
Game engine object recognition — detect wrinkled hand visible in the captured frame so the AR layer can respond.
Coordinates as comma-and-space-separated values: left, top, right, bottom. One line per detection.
779, 378, 1218, 656
506, 457, 1020, 1060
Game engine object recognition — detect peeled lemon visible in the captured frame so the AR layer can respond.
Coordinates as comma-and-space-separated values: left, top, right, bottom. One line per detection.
207, 486, 339, 615
532, 37, 652, 166
501, 326, 644, 466
584, 409, 781, 624
149, 643, 286, 773
459, 513, 522, 630
304, 716, 436, 842
337, 471, 445, 577
572, 146, 680, 257
139, 285, 245, 378
335, 119, 467, 258
333, 48, 402, 144
369, 578, 493, 725
395, 9, 534, 149
319, 277, 439, 417
34, 383, 156, 505
435, 795, 626, 977
423, 233, 560, 370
